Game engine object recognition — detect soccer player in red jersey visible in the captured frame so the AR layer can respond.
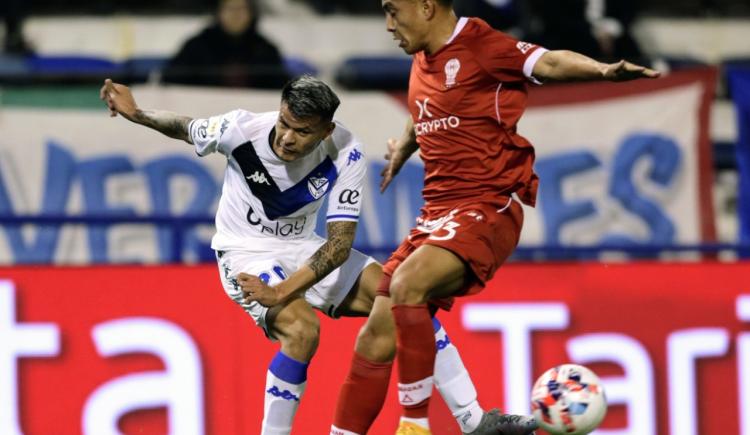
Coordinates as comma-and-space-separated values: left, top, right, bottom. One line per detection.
330, 1, 659, 434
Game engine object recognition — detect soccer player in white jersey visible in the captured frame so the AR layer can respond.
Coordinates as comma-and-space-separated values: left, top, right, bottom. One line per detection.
100, 76, 511, 435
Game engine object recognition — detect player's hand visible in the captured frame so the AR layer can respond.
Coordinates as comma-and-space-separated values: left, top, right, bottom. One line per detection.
99, 78, 139, 120
380, 138, 409, 193
602, 60, 661, 82
238, 273, 281, 307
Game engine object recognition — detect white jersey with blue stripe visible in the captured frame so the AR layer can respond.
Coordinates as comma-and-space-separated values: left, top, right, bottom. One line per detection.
189, 109, 366, 251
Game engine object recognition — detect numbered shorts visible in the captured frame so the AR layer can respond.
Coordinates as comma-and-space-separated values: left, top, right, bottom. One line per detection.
377, 197, 523, 310
216, 238, 376, 338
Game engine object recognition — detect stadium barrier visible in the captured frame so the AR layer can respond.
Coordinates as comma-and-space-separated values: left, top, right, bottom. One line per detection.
1, 262, 748, 434
0, 68, 727, 264
0, 215, 748, 263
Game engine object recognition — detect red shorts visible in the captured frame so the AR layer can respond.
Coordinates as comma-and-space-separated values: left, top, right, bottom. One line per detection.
376, 197, 523, 310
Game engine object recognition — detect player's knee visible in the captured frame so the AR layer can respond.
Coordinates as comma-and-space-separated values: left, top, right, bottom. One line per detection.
355, 322, 396, 362
281, 312, 320, 354
389, 271, 429, 304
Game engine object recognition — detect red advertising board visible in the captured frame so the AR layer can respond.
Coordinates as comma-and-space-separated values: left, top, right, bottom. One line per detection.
1, 262, 748, 435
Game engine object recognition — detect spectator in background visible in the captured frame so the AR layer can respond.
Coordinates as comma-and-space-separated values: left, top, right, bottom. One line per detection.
162, 0, 289, 88
529, 0, 646, 64
1, 0, 34, 55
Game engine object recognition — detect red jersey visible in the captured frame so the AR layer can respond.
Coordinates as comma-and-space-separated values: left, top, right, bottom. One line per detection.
408, 17, 547, 208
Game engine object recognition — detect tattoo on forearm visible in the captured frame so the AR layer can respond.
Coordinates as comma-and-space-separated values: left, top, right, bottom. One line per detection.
307, 221, 356, 280
134, 109, 193, 142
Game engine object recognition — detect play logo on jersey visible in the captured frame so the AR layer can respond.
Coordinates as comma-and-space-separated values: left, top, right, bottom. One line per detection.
307, 176, 329, 199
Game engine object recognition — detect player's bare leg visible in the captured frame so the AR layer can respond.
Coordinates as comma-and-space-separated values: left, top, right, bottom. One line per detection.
333, 262, 381, 318
331, 262, 398, 434
331, 261, 477, 434
331, 296, 396, 434
389, 244, 465, 433
390, 244, 537, 435
262, 297, 321, 435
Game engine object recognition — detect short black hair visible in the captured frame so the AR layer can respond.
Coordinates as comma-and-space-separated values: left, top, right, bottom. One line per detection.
280, 75, 341, 122
435, 0, 453, 6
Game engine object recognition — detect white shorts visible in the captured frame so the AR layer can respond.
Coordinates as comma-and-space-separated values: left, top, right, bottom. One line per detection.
215, 236, 375, 338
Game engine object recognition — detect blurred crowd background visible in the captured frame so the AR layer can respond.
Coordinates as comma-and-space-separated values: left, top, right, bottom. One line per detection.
3, 0, 749, 84
0, 0, 749, 264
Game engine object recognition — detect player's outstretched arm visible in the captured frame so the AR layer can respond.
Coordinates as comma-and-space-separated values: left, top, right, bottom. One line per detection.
99, 78, 193, 143
239, 221, 357, 307
380, 117, 419, 193
532, 50, 661, 83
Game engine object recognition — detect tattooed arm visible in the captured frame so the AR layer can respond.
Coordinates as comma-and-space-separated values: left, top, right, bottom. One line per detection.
131, 110, 193, 143
306, 221, 357, 281
100, 78, 193, 143
238, 221, 357, 307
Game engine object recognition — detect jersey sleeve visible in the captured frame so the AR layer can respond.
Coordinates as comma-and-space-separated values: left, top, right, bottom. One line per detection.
326, 138, 366, 223
188, 109, 245, 157
474, 28, 548, 85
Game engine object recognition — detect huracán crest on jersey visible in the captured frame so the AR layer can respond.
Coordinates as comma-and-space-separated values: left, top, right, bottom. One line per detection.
444, 58, 461, 88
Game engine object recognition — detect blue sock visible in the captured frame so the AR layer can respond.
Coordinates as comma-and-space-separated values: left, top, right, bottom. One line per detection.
269, 351, 308, 383
263, 352, 309, 434
432, 316, 442, 333
432, 317, 451, 352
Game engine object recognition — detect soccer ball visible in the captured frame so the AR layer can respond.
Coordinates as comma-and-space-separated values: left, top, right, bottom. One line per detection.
530, 364, 607, 435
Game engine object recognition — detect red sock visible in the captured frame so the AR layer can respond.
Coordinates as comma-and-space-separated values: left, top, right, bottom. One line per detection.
332, 352, 393, 433
392, 304, 436, 419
